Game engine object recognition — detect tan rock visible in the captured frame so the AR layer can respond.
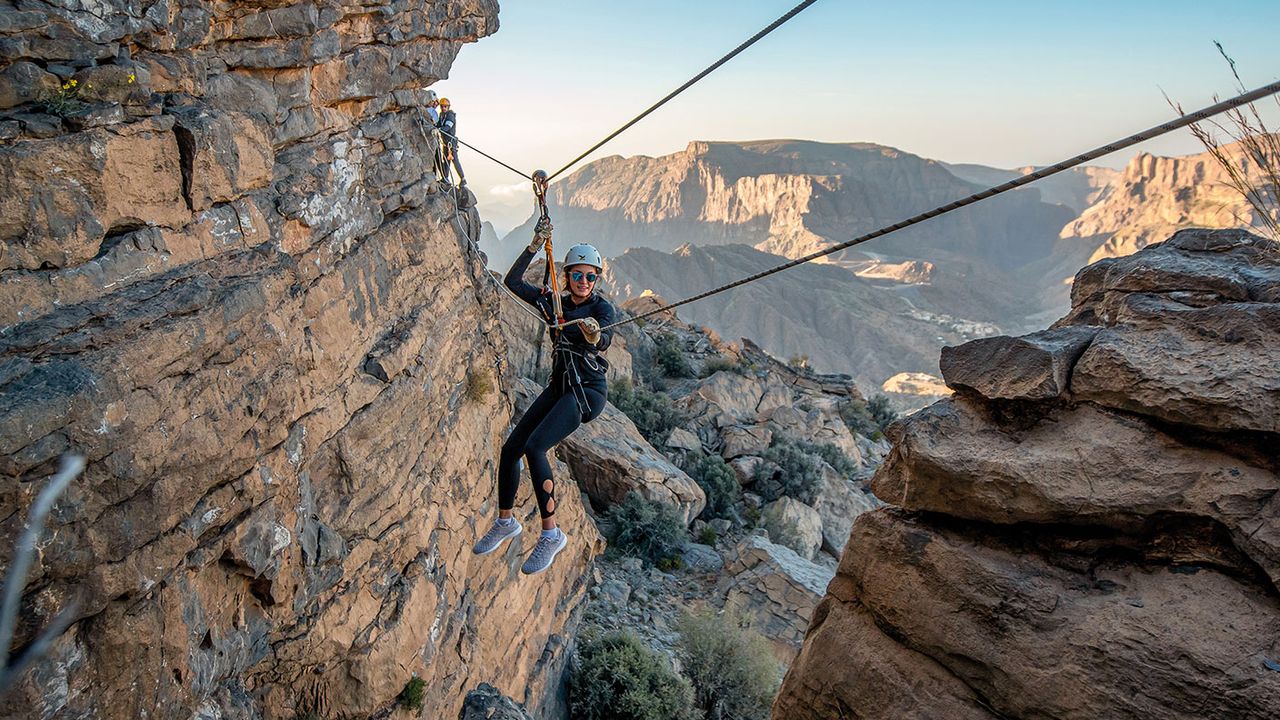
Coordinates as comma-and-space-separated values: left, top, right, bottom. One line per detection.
0, 117, 189, 271
1071, 302, 1280, 433
171, 108, 274, 212
940, 325, 1098, 400
761, 496, 823, 560
554, 392, 706, 524
721, 535, 833, 663
719, 424, 772, 459
843, 511, 1280, 720
664, 426, 701, 452
811, 465, 879, 556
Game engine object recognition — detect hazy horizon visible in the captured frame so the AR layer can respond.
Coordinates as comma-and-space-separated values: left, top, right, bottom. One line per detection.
431, 1, 1280, 235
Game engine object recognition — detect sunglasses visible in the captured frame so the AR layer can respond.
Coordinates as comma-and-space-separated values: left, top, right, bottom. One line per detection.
570, 271, 598, 283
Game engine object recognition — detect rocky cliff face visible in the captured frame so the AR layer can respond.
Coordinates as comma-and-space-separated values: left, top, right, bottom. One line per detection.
502, 139, 1074, 270
1036, 141, 1278, 313
774, 228, 1280, 719
0, 3, 605, 719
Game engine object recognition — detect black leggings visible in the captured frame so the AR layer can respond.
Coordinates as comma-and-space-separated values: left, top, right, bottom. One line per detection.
498, 380, 606, 519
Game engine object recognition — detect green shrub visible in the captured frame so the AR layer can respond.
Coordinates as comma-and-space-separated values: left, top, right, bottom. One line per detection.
754, 437, 823, 504
570, 630, 699, 720
398, 676, 426, 711
682, 452, 739, 521
796, 440, 857, 478
653, 332, 695, 378
656, 555, 685, 572
609, 379, 686, 445
701, 356, 741, 377
867, 394, 898, 430
838, 397, 878, 438
698, 525, 718, 545
675, 610, 782, 720
605, 491, 689, 567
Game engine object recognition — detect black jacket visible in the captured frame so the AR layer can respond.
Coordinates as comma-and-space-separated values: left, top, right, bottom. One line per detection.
437, 109, 458, 148
505, 249, 616, 388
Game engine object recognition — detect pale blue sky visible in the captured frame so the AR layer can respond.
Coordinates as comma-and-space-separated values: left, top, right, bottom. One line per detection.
432, 1, 1280, 232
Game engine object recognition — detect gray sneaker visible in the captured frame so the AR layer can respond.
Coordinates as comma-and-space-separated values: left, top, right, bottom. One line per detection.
472, 520, 522, 555
520, 529, 568, 575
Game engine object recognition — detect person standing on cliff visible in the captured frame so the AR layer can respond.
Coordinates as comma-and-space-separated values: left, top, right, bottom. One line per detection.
436, 97, 466, 186
422, 90, 448, 182
472, 218, 615, 575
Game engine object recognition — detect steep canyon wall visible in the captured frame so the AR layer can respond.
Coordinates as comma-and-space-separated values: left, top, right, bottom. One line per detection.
0, 2, 602, 719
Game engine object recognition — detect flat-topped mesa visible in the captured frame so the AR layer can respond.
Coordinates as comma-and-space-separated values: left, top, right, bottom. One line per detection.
775, 228, 1280, 720
0, 3, 605, 720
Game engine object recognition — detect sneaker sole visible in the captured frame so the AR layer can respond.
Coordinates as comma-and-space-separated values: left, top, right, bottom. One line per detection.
520, 532, 568, 575
472, 523, 522, 556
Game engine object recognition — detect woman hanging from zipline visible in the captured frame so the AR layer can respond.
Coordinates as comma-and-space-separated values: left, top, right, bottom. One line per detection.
471, 216, 616, 574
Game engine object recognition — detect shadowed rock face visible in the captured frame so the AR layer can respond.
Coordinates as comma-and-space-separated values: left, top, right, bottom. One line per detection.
0, 3, 607, 719
775, 229, 1280, 720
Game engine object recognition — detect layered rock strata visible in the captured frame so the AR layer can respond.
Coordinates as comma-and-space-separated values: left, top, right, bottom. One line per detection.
0, 2, 606, 719
775, 229, 1280, 719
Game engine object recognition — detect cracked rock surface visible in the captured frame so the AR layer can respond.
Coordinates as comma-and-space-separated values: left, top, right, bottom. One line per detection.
775, 229, 1280, 720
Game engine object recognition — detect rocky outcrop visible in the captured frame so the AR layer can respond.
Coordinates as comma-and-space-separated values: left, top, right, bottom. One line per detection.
1038, 141, 1278, 314
776, 229, 1280, 719
519, 380, 707, 524
720, 535, 834, 663
0, 3, 610, 719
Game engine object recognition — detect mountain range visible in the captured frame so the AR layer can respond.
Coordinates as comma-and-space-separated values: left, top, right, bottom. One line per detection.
495, 138, 1266, 401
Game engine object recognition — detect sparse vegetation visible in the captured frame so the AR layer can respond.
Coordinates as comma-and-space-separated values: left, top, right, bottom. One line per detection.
604, 491, 689, 568
839, 394, 896, 440
796, 440, 858, 478
682, 451, 740, 521
700, 355, 743, 377
1172, 43, 1280, 241
398, 676, 426, 711
464, 367, 493, 402
570, 630, 700, 720
609, 378, 686, 445
675, 609, 782, 720
653, 332, 695, 379
753, 436, 824, 504
698, 525, 718, 545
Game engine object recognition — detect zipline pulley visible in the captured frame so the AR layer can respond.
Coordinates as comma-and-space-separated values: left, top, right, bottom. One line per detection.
531, 169, 565, 328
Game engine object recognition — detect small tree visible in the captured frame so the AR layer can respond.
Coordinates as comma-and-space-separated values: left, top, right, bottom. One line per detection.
653, 332, 695, 379
753, 436, 823, 504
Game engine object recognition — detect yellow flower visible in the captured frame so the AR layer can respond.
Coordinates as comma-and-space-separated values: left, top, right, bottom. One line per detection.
62, 83, 70, 90
69, 79, 77, 87
128, 73, 136, 84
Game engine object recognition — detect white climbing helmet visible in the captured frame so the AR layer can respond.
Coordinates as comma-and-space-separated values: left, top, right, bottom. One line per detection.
563, 244, 603, 272
423, 89, 438, 103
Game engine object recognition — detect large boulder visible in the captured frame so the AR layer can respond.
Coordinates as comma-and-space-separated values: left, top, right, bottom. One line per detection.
547, 385, 706, 524
811, 466, 880, 556
760, 497, 823, 560
777, 230, 1280, 720
720, 535, 833, 662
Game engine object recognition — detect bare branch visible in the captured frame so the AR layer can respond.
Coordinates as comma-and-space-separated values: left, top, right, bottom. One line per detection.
0, 454, 84, 694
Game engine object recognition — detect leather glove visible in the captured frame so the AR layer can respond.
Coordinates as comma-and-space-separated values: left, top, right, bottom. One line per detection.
581, 317, 601, 345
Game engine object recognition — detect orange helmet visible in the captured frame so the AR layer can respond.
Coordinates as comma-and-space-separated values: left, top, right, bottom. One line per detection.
439, 97, 451, 107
